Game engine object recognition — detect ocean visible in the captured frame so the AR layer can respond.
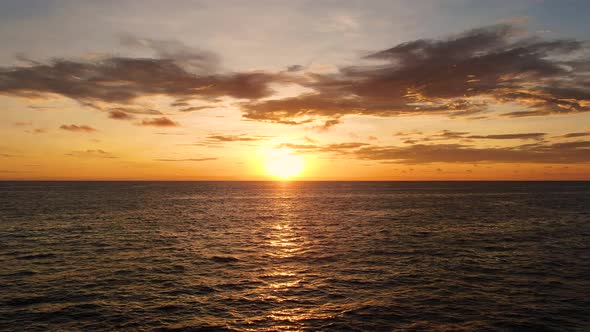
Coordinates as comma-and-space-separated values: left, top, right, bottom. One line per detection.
1, 181, 589, 331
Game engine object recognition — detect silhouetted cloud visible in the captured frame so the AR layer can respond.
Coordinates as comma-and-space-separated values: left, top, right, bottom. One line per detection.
243, 24, 590, 124
140, 117, 178, 127
60, 124, 97, 132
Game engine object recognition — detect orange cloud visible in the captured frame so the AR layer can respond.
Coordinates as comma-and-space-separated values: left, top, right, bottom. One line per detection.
140, 117, 178, 127
108, 110, 134, 120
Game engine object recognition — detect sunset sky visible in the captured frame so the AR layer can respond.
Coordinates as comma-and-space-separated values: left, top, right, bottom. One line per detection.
1, 0, 589, 180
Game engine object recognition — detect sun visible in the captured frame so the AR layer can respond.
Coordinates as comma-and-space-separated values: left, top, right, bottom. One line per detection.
264, 148, 305, 179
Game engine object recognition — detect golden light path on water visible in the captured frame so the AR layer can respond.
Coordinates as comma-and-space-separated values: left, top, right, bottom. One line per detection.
253, 183, 329, 330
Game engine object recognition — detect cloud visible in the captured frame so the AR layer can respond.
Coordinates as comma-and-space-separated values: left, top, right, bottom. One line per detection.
278, 142, 369, 153
554, 131, 590, 139
313, 118, 342, 131
0, 57, 282, 105
154, 157, 218, 162
286, 65, 304, 72
179, 106, 214, 112
353, 141, 590, 164
65, 149, 116, 158
206, 134, 268, 142
60, 124, 97, 132
431, 130, 546, 141
467, 133, 546, 140
1, 24, 587, 127
14, 121, 32, 126
25, 128, 47, 134
109, 107, 163, 115
108, 109, 134, 120
140, 117, 178, 127
279, 139, 590, 164
243, 23, 590, 124
119, 35, 221, 74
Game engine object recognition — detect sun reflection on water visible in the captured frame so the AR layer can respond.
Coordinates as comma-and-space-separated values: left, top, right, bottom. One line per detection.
259, 189, 313, 330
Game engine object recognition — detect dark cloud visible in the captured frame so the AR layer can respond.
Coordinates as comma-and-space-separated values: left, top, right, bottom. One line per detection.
435, 130, 471, 140
108, 110, 134, 120
431, 130, 546, 141
243, 24, 590, 124
467, 133, 546, 140
394, 130, 423, 137
60, 124, 97, 132
154, 157, 218, 162
179, 106, 214, 112
286, 65, 304, 72
109, 107, 163, 115
554, 131, 590, 139
171, 101, 190, 107
140, 117, 178, 127
0, 57, 282, 105
1, 24, 587, 126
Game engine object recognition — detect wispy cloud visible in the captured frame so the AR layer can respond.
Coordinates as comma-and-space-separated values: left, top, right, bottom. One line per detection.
206, 134, 268, 142
25, 128, 47, 134
431, 130, 546, 141
65, 149, 116, 159
280, 138, 590, 164
60, 124, 97, 132
553, 131, 590, 139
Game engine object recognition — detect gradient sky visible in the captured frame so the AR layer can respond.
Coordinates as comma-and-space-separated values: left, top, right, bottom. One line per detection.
1, 0, 589, 180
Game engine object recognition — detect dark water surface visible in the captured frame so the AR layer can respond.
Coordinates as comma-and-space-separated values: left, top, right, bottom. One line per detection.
1, 181, 589, 331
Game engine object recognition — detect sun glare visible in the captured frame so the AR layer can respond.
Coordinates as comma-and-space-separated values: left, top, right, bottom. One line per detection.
265, 149, 305, 179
